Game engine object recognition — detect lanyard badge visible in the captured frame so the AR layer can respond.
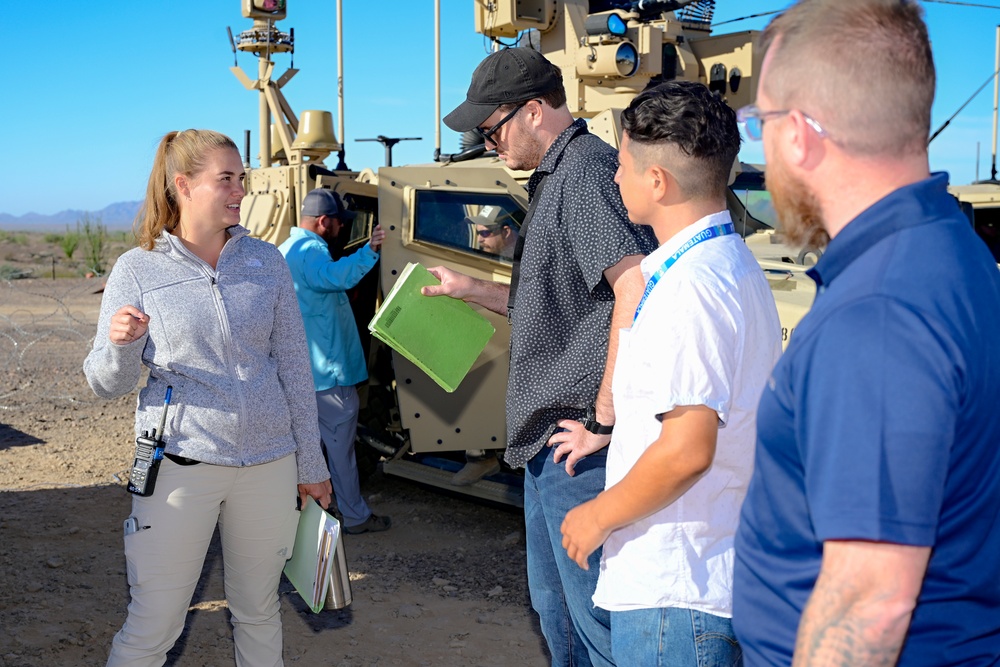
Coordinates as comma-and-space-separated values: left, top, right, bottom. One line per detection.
633, 222, 736, 324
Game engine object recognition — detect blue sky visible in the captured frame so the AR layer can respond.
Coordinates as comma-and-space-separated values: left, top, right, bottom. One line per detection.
3, 1, 998, 216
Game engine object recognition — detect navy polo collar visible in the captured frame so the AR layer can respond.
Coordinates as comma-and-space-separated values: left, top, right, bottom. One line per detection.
806, 173, 956, 289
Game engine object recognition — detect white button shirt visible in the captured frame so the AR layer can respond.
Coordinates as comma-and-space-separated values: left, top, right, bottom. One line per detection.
593, 211, 782, 615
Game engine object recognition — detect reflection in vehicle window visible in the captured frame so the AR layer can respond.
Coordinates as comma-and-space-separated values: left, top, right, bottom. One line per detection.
973, 206, 1000, 263
739, 190, 777, 229
342, 194, 377, 247
414, 191, 525, 262
730, 168, 777, 231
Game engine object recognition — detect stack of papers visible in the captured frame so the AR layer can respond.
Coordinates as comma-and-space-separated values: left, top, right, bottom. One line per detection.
284, 499, 342, 613
368, 262, 496, 392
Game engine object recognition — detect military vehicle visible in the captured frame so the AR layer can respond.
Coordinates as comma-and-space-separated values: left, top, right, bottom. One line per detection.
950, 182, 1000, 262
943, 61, 1000, 266
228, 0, 816, 505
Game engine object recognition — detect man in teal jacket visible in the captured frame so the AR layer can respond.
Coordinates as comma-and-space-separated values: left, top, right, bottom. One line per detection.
279, 188, 391, 534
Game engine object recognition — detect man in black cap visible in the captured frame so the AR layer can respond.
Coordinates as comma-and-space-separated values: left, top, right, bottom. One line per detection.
279, 189, 391, 535
423, 47, 657, 666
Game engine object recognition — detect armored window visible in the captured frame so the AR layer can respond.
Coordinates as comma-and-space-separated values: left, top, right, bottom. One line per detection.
729, 168, 776, 235
413, 190, 526, 262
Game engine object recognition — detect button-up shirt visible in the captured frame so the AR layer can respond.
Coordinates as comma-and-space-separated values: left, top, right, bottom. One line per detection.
595, 210, 781, 614
279, 227, 379, 391
504, 118, 658, 467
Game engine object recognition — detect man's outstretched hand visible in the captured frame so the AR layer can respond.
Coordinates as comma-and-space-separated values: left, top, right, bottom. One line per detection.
422, 266, 476, 300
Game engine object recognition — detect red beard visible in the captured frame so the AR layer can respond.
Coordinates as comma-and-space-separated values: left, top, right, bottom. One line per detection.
767, 152, 830, 251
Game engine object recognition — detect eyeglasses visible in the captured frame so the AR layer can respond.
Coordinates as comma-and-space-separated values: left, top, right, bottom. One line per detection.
736, 104, 830, 142
475, 103, 527, 146
476, 225, 503, 238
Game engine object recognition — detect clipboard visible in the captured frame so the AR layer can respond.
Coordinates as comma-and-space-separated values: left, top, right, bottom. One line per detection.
283, 498, 342, 613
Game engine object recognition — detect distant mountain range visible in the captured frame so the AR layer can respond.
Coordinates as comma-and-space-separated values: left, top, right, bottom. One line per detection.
0, 201, 141, 232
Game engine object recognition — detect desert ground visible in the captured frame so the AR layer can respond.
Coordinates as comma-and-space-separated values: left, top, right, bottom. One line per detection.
0, 232, 549, 667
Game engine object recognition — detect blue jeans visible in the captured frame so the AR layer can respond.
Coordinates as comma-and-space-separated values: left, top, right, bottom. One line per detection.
611, 607, 743, 667
524, 446, 613, 667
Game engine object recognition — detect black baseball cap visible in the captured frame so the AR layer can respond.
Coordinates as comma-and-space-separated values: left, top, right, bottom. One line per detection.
301, 189, 356, 221
444, 47, 562, 132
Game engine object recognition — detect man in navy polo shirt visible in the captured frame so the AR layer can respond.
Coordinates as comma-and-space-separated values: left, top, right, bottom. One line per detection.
733, 1, 1000, 665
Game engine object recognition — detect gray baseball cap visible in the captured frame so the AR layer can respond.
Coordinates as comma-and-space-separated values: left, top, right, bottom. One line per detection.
465, 205, 520, 230
444, 48, 562, 133
301, 189, 357, 221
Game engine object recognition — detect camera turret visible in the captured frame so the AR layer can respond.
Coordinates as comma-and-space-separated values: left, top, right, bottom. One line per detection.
474, 0, 758, 121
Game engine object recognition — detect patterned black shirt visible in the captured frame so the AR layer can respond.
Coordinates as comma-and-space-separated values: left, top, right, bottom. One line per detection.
504, 119, 658, 468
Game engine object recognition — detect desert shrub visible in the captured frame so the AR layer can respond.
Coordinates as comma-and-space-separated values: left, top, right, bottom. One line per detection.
44, 233, 63, 244
79, 214, 108, 275
0, 263, 32, 280
60, 226, 80, 259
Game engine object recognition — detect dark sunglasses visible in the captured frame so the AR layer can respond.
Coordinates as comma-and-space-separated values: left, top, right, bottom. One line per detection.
476, 225, 504, 238
475, 102, 527, 145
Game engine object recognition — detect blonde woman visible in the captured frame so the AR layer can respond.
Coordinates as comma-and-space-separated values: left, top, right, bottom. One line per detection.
84, 129, 332, 666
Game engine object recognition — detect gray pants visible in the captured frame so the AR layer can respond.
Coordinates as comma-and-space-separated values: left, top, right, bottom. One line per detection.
316, 386, 371, 528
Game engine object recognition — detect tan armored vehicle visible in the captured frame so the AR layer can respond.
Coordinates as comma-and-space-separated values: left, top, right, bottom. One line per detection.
229, 0, 815, 503
948, 182, 1000, 263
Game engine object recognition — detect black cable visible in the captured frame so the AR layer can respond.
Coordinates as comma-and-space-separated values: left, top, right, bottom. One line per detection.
711, 1, 1000, 31
711, 10, 782, 28
929, 68, 1000, 144
490, 33, 525, 49
923, 0, 1000, 9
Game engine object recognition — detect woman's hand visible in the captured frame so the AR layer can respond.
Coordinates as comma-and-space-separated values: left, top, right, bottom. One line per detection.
298, 479, 333, 511
109, 305, 149, 346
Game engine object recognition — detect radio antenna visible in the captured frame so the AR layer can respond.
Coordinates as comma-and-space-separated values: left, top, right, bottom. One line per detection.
153, 386, 173, 440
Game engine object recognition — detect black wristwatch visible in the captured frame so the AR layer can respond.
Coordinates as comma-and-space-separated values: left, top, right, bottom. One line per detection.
583, 405, 614, 435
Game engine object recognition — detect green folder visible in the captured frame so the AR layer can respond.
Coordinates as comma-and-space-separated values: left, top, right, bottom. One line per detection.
368, 262, 496, 392
283, 499, 339, 614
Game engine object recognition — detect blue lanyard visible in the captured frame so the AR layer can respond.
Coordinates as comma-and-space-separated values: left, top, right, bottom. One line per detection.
633, 222, 736, 324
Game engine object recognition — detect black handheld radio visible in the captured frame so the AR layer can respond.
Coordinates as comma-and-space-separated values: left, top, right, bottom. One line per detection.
127, 386, 173, 497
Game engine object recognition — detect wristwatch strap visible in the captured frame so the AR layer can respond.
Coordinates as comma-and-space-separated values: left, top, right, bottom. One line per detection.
583, 405, 614, 435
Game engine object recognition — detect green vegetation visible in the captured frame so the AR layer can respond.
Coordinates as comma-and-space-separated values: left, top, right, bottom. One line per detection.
0, 231, 28, 245
79, 213, 108, 275
0, 224, 134, 280
60, 226, 80, 259
0, 263, 32, 280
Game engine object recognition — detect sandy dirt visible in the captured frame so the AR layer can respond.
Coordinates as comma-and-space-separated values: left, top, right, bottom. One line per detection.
0, 273, 550, 667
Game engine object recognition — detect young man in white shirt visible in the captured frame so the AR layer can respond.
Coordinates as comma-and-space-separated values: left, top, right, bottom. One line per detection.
559, 80, 781, 666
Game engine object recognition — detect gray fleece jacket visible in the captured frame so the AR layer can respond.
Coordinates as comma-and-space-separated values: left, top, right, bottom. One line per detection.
83, 225, 329, 485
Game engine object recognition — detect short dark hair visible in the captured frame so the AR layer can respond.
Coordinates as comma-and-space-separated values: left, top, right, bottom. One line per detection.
620, 80, 741, 200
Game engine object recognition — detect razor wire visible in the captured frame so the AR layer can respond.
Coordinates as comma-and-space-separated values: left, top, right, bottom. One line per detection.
0, 279, 104, 411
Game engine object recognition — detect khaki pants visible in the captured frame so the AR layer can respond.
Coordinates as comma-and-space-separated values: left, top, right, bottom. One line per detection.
107, 454, 298, 667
